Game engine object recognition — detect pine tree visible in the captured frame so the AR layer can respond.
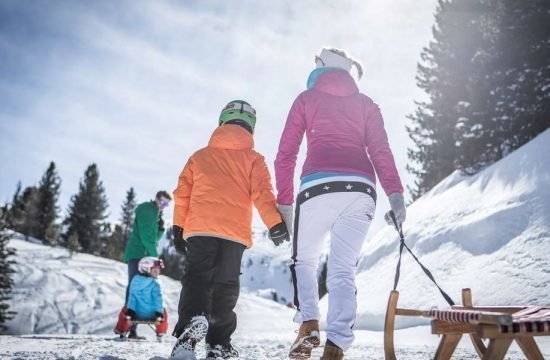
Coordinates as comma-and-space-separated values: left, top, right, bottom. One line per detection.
120, 187, 137, 249
0, 205, 16, 333
455, 0, 550, 172
6, 182, 23, 230
407, 0, 489, 198
99, 222, 113, 258
36, 162, 62, 245
63, 164, 109, 255
66, 233, 80, 257
16, 186, 40, 239
104, 224, 125, 261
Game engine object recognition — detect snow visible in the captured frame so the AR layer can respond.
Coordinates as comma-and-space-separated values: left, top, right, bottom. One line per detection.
5, 237, 295, 336
2, 328, 549, 359
348, 129, 550, 330
2, 130, 549, 358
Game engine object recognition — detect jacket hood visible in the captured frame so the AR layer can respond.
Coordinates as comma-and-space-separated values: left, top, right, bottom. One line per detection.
132, 274, 156, 290
313, 69, 359, 97
208, 124, 254, 150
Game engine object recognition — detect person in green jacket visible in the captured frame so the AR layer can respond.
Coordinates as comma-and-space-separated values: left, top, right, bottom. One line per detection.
123, 190, 171, 338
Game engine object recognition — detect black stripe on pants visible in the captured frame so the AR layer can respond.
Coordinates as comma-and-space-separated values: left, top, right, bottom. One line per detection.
290, 200, 301, 311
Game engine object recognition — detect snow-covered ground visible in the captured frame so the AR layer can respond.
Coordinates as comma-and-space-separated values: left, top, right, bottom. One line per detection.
2, 327, 549, 359
2, 130, 549, 359
4, 235, 295, 336
5, 228, 549, 359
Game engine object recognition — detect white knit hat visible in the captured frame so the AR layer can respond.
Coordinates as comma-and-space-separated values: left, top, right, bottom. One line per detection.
315, 48, 363, 79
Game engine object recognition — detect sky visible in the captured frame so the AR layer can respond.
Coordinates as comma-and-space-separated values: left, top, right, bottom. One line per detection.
0, 0, 437, 237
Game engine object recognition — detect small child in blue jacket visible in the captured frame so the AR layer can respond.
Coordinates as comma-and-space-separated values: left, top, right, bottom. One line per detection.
115, 257, 168, 337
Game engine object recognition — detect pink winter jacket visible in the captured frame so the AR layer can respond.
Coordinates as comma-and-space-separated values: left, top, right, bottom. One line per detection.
275, 69, 404, 205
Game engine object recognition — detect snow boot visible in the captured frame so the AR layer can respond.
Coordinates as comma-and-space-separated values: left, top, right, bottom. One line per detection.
320, 340, 344, 360
289, 320, 321, 359
128, 329, 140, 339
171, 315, 209, 360
205, 343, 239, 359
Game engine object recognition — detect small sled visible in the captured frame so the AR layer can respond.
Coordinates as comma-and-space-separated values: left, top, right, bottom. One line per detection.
384, 213, 549, 360
384, 288, 550, 360
117, 319, 165, 343
115, 307, 169, 343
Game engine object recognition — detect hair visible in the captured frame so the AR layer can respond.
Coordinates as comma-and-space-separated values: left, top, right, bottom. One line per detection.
156, 190, 172, 200
324, 47, 364, 80
223, 119, 253, 134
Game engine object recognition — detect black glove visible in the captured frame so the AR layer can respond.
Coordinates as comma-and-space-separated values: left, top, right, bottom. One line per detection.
268, 222, 290, 246
158, 215, 165, 232
126, 308, 136, 320
155, 311, 164, 321
173, 225, 187, 255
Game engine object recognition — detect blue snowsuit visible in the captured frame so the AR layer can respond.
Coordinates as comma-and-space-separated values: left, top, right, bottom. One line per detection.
127, 274, 164, 320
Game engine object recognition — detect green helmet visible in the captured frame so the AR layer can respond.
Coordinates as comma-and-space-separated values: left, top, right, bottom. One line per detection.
219, 100, 256, 132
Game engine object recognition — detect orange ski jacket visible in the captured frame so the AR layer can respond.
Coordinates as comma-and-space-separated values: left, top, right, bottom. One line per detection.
173, 124, 282, 248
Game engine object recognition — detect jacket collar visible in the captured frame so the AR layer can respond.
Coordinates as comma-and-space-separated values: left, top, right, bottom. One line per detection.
313, 69, 358, 96
208, 124, 254, 150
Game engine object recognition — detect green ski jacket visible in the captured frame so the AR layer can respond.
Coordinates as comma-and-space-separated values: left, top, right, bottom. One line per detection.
124, 201, 164, 262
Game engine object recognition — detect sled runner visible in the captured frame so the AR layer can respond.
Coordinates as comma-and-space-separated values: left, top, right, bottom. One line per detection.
384, 288, 549, 360
383, 212, 549, 360
117, 319, 165, 342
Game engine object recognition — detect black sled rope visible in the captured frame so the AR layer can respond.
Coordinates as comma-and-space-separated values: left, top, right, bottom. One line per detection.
388, 210, 456, 306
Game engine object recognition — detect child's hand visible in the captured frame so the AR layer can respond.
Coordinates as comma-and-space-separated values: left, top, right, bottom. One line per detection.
269, 222, 290, 246
173, 225, 187, 255
125, 308, 136, 321
155, 311, 164, 324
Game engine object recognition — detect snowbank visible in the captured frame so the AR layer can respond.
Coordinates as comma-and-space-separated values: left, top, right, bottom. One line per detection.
345, 129, 550, 330
6, 237, 294, 336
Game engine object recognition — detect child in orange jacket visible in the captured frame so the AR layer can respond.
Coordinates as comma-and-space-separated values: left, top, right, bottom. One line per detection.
170, 100, 290, 360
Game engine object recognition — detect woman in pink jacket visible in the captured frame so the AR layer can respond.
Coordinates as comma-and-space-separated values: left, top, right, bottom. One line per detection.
275, 48, 406, 360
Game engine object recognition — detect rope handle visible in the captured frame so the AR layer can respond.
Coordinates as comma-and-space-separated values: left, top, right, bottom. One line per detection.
388, 210, 456, 306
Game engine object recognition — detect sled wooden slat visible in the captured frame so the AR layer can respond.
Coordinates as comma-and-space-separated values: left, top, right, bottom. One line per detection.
462, 288, 487, 358
384, 288, 549, 360
431, 320, 476, 335
395, 308, 424, 317
477, 325, 550, 339
451, 306, 526, 314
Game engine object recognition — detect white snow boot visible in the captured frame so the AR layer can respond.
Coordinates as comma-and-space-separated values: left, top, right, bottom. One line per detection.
170, 315, 209, 360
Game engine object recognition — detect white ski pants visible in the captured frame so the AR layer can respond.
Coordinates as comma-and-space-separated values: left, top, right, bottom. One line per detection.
290, 179, 376, 351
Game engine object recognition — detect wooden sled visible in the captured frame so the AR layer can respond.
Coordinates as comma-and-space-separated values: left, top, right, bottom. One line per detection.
118, 319, 165, 342
384, 288, 549, 360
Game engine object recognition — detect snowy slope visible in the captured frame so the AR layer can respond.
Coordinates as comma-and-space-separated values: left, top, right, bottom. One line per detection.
344, 129, 550, 330
238, 130, 550, 332
241, 229, 295, 306
5, 234, 295, 336
12, 234, 547, 359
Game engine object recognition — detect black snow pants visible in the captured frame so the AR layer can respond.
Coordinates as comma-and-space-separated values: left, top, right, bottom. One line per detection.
173, 236, 245, 346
